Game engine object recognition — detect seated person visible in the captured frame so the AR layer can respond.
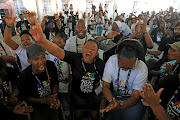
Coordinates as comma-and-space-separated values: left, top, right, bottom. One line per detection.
140, 83, 180, 120
149, 41, 180, 87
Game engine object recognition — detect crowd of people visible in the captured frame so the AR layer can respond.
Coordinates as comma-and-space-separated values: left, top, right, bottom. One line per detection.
0, 3, 180, 120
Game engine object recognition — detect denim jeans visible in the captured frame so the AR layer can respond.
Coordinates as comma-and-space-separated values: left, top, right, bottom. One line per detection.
58, 93, 72, 120
109, 100, 146, 120
97, 26, 104, 36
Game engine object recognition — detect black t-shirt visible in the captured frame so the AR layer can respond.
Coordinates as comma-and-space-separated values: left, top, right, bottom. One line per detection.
16, 20, 30, 32
166, 87, 180, 119
154, 63, 180, 108
63, 51, 105, 109
158, 37, 179, 58
151, 28, 166, 44
134, 36, 147, 54
1, 67, 19, 98
43, 20, 61, 40
18, 61, 58, 108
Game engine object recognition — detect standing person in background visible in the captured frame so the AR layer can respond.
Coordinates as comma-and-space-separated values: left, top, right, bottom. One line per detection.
16, 14, 30, 34
69, 4, 73, 13
41, 14, 61, 41
104, 4, 108, 13
96, 11, 104, 36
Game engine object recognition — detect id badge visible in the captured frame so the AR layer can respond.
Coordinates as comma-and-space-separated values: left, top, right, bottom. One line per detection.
94, 81, 102, 95
94, 85, 102, 95
115, 89, 123, 100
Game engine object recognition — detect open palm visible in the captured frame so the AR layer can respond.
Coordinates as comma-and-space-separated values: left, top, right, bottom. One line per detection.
4, 9, 17, 27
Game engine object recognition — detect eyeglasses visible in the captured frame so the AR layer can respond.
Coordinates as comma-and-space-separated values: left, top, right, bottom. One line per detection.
48, 24, 54, 26
119, 58, 138, 71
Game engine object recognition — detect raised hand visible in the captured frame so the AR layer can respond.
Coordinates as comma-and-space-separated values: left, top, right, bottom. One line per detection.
140, 83, 164, 108
54, 14, 59, 20
4, 9, 17, 27
29, 16, 45, 43
107, 31, 122, 39
136, 19, 141, 34
43, 16, 49, 21
22, 9, 36, 25
142, 17, 148, 32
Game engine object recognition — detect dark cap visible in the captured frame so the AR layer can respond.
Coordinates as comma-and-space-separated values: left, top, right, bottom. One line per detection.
26, 44, 46, 60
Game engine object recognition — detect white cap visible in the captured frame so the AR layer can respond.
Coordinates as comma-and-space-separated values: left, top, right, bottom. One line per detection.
113, 21, 121, 28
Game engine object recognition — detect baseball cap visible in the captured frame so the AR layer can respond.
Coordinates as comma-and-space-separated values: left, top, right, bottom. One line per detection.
168, 41, 180, 50
26, 44, 46, 60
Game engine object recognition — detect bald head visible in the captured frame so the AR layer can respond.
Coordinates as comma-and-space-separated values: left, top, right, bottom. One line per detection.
76, 19, 87, 39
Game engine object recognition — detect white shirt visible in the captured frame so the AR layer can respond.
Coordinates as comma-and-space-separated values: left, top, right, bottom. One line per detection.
47, 53, 70, 93
131, 23, 137, 33
14, 45, 29, 71
102, 55, 148, 96
96, 17, 104, 27
64, 35, 94, 53
49, 32, 55, 42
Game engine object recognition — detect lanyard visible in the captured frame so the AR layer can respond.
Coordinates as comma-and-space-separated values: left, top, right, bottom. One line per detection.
76, 35, 87, 53
81, 61, 101, 79
117, 68, 131, 92
33, 67, 50, 86
173, 64, 179, 73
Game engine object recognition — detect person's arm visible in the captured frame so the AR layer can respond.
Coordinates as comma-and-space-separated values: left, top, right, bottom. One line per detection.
27, 94, 57, 105
142, 17, 153, 48
140, 83, 177, 120
4, 9, 19, 50
102, 81, 113, 102
150, 104, 175, 120
1, 55, 17, 63
10, 87, 19, 105
96, 31, 121, 42
143, 32, 153, 49
41, 16, 48, 31
118, 89, 140, 109
147, 50, 162, 56
52, 84, 58, 95
30, 16, 65, 60
54, 14, 61, 30
13, 102, 33, 115
149, 70, 159, 76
